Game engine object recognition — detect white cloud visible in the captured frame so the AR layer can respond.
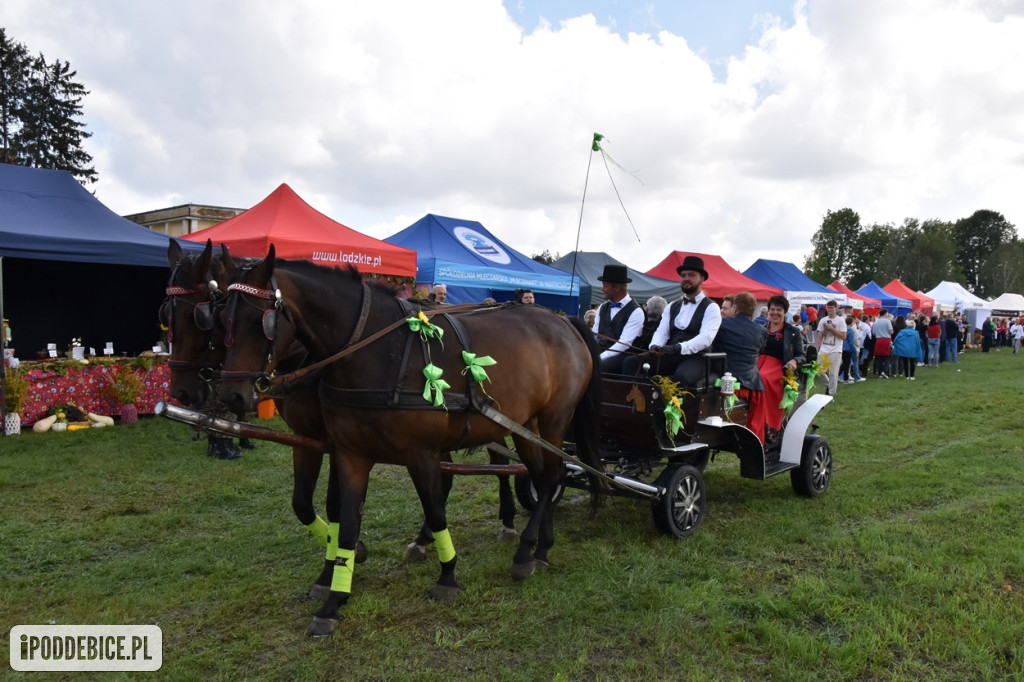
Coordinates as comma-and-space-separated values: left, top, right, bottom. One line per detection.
5, 0, 1022, 276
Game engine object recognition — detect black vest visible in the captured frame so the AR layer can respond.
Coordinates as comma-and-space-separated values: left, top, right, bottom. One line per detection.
597, 299, 640, 350
667, 297, 712, 347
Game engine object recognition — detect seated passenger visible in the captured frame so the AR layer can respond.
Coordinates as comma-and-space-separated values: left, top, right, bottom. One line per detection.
591, 265, 645, 374
747, 294, 805, 452
712, 292, 767, 392
635, 295, 667, 350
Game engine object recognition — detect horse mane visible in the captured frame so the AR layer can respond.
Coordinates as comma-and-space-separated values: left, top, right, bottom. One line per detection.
274, 258, 403, 298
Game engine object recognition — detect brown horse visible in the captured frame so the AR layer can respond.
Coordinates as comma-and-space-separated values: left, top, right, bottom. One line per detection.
163, 240, 346, 592
217, 247, 603, 637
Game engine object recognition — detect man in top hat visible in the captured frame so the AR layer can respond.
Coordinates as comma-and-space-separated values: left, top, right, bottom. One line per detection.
591, 264, 645, 373
643, 255, 722, 386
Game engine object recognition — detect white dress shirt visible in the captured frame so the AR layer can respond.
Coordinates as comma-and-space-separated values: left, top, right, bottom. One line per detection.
649, 292, 722, 355
591, 294, 646, 360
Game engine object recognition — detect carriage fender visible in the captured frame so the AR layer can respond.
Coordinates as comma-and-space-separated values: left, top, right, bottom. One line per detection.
779, 393, 833, 465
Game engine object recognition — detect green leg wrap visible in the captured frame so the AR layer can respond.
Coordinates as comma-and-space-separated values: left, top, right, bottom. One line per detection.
325, 522, 340, 561
433, 528, 456, 563
306, 516, 329, 547
330, 548, 356, 593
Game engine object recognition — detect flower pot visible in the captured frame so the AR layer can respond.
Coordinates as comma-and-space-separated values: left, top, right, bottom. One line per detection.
4, 411, 21, 435
119, 403, 138, 424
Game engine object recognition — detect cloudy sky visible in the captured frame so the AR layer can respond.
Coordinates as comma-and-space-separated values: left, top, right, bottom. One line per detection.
6, 0, 1023, 272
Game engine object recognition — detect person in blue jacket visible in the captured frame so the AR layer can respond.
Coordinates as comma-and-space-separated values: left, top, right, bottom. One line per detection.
892, 318, 924, 380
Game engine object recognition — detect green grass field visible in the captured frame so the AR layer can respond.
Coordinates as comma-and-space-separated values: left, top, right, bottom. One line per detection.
1, 348, 1022, 680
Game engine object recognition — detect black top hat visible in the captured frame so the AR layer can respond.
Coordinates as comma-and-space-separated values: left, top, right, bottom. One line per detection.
597, 264, 632, 284
675, 255, 709, 280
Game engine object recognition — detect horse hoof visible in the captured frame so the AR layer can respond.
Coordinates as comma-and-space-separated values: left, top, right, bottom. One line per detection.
535, 558, 551, 571
429, 584, 461, 601
308, 583, 330, 602
355, 540, 368, 564
308, 616, 339, 638
403, 542, 428, 562
497, 526, 518, 542
510, 560, 536, 581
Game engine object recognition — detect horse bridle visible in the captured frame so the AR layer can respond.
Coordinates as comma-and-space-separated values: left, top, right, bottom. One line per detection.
219, 277, 294, 392
160, 269, 224, 378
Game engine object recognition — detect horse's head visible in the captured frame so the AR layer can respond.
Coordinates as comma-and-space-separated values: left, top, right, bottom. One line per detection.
162, 239, 233, 407
218, 244, 297, 415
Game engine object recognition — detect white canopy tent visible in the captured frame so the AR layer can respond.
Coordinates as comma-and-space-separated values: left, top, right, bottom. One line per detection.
987, 292, 1024, 316
923, 281, 990, 312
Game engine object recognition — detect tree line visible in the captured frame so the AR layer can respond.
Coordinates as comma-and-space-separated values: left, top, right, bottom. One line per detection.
803, 207, 1022, 298
0, 27, 96, 184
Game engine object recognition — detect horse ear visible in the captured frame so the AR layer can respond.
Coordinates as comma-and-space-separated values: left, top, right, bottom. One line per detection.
253, 243, 277, 284
220, 243, 236, 276
167, 239, 183, 269
195, 239, 214, 279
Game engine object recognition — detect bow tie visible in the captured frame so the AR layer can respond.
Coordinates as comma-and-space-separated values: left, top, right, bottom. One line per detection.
683, 297, 696, 305
609, 302, 622, 309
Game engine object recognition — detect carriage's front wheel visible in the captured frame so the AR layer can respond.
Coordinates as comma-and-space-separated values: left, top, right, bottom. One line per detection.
513, 474, 565, 511
652, 464, 705, 538
791, 435, 833, 497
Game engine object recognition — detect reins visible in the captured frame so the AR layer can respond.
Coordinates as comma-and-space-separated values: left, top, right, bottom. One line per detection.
268, 301, 491, 391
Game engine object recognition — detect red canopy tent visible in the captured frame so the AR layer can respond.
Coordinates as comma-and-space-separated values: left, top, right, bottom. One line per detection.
828, 280, 881, 313
646, 251, 782, 300
883, 278, 934, 315
182, 184, 417, 278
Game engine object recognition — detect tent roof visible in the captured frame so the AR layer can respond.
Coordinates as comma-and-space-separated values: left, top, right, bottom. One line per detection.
987, 292, 1024, 315
549, 251, 678, 305
0, 162, 198, 267
182, 183, 416, 278
854, 281, 913, 311
385, 213, 579, 298
743, 259, 848, 304
646, 251, 782, 300
923, 281, 990, 310
883, 278, 935, 313
828, 281, 881, 307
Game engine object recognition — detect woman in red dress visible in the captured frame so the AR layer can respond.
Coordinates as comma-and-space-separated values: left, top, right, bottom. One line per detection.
748, 295, 806, 453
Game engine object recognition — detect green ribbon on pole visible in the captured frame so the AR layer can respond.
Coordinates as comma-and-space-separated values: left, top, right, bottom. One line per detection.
801, 365, 818, 398
422, 363, 451, 408
714, 377, 742, 412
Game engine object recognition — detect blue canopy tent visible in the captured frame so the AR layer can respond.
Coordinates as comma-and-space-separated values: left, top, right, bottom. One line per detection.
549, 251, 678, 307
743, 259, 849, 315
854, 281, 912, 317
385, 214, 586, 314
0, 163, 204, 360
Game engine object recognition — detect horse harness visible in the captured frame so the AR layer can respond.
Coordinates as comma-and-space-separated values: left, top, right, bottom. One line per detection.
160, 260, 222, 378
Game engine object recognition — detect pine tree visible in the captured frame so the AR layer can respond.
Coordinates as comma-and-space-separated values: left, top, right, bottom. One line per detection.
0, 28, 96, 184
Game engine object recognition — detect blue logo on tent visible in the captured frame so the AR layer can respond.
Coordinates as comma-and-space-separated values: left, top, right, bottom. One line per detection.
454, 226, 511, 265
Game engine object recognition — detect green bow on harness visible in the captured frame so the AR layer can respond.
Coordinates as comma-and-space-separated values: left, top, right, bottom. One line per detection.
664, 396, 684, 440
461, 351, 496, 384
422, 363, 451, 408
407, 310, 445, 347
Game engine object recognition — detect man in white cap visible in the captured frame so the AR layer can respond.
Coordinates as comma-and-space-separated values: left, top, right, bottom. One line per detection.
591, 264, 645, 374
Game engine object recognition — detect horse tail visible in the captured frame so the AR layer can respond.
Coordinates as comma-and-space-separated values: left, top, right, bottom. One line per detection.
565, 315, 606, 515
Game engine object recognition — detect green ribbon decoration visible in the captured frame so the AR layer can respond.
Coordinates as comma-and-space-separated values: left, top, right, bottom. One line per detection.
461, 351, 496, 384
407, 311, 445, 347
801, 365, 819, 398
780, 383, 800, 412
664, 398, 683, 440
714, 377, 742, 412
422, 363, 451, 408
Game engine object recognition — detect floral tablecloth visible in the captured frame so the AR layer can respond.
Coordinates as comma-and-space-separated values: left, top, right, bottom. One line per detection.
20, 360, 171, 425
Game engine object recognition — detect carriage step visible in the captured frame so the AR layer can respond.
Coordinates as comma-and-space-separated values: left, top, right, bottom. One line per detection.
764, 461, 799, 478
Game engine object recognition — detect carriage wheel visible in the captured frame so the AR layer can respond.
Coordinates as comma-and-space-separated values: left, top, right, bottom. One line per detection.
651, 464, 705, 538
790, 434, 833, 497
513, 474, 565, 512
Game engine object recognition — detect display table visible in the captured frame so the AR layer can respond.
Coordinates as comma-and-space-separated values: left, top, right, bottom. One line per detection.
19, 359, 171, 425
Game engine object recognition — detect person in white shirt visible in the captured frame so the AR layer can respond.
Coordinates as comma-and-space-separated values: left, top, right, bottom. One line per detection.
815, 300, 847, 395
627, 255, 722, 386
1010, 318, 1024, 354
590, 264, 645, 374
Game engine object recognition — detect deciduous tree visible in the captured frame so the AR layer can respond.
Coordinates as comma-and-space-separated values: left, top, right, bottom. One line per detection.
803, 208, 861, 284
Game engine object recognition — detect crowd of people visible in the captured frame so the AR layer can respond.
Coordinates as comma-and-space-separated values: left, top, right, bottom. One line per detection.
572, 259, 1022, 458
